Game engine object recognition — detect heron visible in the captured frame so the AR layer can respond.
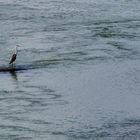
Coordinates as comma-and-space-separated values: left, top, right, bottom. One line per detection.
9, 45, 20, 66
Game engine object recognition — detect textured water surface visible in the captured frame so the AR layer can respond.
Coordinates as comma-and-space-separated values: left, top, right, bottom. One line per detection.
0, 0, 140, 139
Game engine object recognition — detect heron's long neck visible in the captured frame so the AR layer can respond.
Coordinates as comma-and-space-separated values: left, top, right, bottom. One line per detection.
15, 47, 18, 54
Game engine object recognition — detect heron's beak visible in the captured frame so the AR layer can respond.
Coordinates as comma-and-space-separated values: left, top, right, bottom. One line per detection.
16, 45, 21, 47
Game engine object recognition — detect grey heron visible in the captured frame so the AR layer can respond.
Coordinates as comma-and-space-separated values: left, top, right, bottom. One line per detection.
9, 45, 20, 66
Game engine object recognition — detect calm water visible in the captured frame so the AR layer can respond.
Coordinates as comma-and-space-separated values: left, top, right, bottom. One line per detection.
0, 0, 140, 139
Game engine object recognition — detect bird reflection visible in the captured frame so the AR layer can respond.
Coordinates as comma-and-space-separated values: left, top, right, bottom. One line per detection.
10, 71, 18, 81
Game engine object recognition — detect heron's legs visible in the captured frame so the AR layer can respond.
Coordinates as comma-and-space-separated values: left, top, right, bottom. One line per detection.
10, 62, 15, 67
13, 62, 16, 67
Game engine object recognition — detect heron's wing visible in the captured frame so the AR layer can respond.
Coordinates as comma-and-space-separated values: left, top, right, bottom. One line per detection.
9, 54, 16, 64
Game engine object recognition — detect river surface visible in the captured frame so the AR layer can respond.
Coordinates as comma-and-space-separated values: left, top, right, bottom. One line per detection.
0, 0, 140, 139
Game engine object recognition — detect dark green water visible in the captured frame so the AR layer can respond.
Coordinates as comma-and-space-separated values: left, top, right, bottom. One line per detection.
0, 0, 140, 139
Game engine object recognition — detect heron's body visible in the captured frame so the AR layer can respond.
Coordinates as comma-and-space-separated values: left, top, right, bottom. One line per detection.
9, 53, 17, 64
